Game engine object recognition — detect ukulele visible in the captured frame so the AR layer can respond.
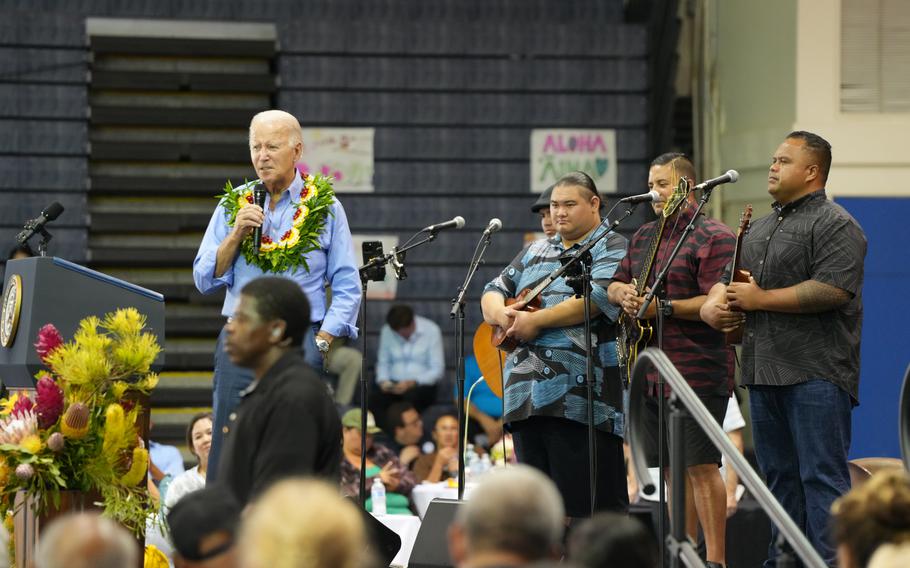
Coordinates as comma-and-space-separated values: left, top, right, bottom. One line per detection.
725, 204, 753, 344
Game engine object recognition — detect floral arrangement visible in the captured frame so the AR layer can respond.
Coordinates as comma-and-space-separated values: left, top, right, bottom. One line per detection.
218, 173, 336, 274
0, 308, 161, 538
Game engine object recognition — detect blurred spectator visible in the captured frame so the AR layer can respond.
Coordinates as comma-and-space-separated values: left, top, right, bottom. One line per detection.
459, 354, 503, 448
165, 412, 213, 510
340, 408, 417, 515
720, 394, 746, 517
34, 512, 137, 568
869, 543, 910, 568
7, 243, 33, 261
373, 304, 444, 422
385, 401, 424, 469
150, 425, 186, 481
167, 484, 240, 568
447, 465, 564, 567
530, 185, 556, 238
239, 478, 372, 568
832, 469, 910, 568
413, 413, 459, 483
568, 512, 657, 568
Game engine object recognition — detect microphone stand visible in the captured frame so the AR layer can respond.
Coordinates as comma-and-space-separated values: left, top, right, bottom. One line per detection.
636, 184, 720, 563
450, 228, 496, 500
526, 203, 640, 515
356, 229, 446, 506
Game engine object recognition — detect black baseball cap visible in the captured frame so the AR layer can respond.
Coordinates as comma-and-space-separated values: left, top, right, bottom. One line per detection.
531, 185, 555, 213
167, 484, 240, 561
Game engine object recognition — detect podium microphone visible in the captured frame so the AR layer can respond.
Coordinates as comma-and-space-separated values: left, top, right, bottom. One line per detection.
252, 184, 267, 255
16, 202, 64, 245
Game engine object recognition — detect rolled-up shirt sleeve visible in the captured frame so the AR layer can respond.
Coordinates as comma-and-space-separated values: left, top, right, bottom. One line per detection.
591, 232, 627, 321
320, 201, 362, 339
193, 206, 235, 294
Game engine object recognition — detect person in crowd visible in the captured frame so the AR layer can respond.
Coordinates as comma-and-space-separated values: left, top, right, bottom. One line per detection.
481, 171, 628, 521
831, 469, 910, 568
447, 465, 565, 567
373, 304, 445, 422
165, 412, 213, 510
701, 131, 867, 566
531, 184, 557, 238
34, 512, 137, 568
413, 413, 459, 483
217, 277, 342, 506
168, 484, 241, 568
608, 152, 735, 567
385, 401, 424, 469
6, 243, 33, 261
568, 512, 658, 568
238, 478, 372, 568
868, 543, 910, 568
340, 408, 417, 515
193, 109, 360, 482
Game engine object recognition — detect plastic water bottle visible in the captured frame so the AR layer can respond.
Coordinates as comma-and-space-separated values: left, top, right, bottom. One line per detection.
465, 444, 480, 481
371, 477, 387, 515
478, 454, 492, 476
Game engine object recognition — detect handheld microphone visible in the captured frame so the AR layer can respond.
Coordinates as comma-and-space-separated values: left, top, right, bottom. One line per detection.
16, 202, 65, 245
252, 184, 267, 255
619, 190, 663, 204
693, 170, 739, 192
423, 216, 465, 233
483, 218, 502, 236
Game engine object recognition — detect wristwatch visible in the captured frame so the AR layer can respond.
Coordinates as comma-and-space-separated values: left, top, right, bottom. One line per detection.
660, 298, 674, 318
315, 337, 331, 354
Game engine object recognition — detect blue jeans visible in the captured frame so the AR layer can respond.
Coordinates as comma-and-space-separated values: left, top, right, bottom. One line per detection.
749, 380, 852, 567
206, 324, 321, 483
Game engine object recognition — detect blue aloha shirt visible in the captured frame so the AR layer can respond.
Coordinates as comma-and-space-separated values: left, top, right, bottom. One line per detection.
484, 224, 628, 435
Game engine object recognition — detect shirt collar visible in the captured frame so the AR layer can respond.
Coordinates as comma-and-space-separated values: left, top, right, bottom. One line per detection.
772, 188, 826, 213
263, 171, 304, 208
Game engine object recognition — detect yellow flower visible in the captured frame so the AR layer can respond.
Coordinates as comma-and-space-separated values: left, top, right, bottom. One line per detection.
102, 308, 146, 339
0, 393, 20, 416
305, 174, 315, 183
145, 544, 170, 568
102, 403, 127, 456
112, 333, 160, 375
279, 227, 301, 248
292, 205, 309, 228
121, 447, 148, 486
0, 462, 9, 485
303, 185, 318, 202
260, 240, 278, 253
19, 434, 42, 454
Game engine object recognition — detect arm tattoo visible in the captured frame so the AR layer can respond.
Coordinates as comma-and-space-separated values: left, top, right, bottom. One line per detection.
795, 280, 852, 313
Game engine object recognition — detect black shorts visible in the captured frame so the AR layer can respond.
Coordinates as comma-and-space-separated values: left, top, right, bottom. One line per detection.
511, 415, 628, 518
639, 394, 727, 468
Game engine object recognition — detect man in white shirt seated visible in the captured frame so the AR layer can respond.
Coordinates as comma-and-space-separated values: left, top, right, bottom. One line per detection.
373, 304, 445, 428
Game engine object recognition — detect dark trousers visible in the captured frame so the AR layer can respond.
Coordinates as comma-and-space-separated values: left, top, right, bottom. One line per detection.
749, 380, 852, 568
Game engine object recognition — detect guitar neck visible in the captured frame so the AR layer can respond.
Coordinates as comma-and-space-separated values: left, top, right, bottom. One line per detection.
634, 216, 669, 295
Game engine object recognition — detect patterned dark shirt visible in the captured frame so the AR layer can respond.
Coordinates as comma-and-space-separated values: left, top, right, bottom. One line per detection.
484, 224, 628, 434
736, 189, 866, 402
612, 205, 736, 398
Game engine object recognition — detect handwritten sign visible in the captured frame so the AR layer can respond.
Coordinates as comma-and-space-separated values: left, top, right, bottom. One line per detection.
299, 128, 374, 193
351, 234, 400, 300
530, 129, 617, 193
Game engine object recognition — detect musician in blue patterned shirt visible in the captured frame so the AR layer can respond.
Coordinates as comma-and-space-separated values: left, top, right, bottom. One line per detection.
481, 171, 629, 518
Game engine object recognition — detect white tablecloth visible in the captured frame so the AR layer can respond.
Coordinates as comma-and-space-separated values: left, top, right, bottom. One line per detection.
411, 482, 476, 519
372, 513, 421, 567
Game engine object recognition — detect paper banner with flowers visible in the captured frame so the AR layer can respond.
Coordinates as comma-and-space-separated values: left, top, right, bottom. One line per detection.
218, 174, 336, 274
0, 308, 161, 542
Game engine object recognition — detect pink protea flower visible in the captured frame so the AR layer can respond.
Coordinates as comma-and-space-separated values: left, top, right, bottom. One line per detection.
34, 324, 63, 363
35, 375, 64, 429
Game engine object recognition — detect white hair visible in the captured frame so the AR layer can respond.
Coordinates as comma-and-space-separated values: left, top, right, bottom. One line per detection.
455, 464, 564, 560
249, 109, 302, 146
34, 512, 138, 568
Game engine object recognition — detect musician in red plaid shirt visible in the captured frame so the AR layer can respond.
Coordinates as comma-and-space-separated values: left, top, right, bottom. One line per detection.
607, 153, 735, 568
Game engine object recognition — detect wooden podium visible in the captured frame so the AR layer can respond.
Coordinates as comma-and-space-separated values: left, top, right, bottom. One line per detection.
0, 257, 164, 566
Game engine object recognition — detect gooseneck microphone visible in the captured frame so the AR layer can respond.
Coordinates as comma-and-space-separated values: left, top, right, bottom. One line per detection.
252, 184, 267, 255
619, 190, 663, 204
693, 170, 739, 191
423, 216, 465, 233
16, 202, 65, 245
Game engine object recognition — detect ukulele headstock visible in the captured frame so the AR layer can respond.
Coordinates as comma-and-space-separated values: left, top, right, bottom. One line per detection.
662, 177, 690, 218
738, 204, 753, 234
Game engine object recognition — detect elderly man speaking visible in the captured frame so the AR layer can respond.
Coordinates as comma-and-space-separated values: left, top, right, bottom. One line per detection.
193, 110, 360, 481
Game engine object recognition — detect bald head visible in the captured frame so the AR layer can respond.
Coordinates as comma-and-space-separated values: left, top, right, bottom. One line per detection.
249, 109, 303, 192
249, 110, 302, 146
35, 512, 137, 568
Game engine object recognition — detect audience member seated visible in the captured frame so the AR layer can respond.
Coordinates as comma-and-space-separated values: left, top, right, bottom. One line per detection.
459, 354, 504, 448
413, 413, 459, 483
568, 512, 658, 568
832, 468, 910, 568
239, 478, 373, 568
447, 465, 565, 567
373, 304, 444, 425
385, 401, 424, 469
340, 408, 417, 515
167, 484, 240, 568
869, 543, 910, 568
34, 511, 137, 568
165, 412, 213, 510
150, 420, 186, 482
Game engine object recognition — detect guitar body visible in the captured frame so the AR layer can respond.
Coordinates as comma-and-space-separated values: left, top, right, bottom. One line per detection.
725, 269, 751, 344
616, 311, 653, 383
725, 205, 753, 345
473, 288, 542, 398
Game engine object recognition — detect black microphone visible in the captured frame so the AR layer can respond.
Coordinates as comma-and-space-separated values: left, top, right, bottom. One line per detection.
619, 190, 663, 204
693, 170, 739, 191
16, 202, 64, 245
423, 216, 465, 233
252, 184, 267, 255
483, 218, 502, 236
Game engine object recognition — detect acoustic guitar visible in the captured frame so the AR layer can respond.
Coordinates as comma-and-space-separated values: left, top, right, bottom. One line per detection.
615, 177, 690, 383
725, 204, 753, 344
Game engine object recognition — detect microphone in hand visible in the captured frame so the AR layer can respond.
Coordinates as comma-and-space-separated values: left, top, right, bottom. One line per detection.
252, 184, 267, 255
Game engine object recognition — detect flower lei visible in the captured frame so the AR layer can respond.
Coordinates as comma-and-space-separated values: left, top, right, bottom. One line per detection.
218, 174, 336, 273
